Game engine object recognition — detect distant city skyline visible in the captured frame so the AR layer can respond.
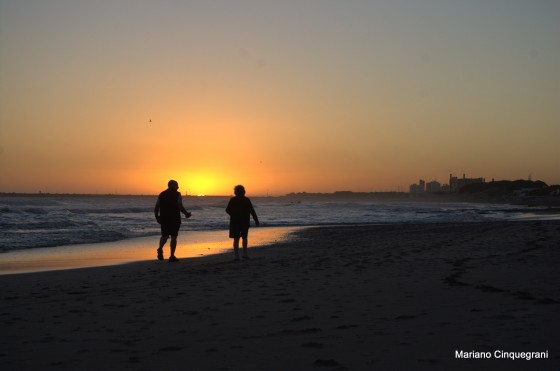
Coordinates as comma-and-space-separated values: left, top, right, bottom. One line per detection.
409, 173, 487, 194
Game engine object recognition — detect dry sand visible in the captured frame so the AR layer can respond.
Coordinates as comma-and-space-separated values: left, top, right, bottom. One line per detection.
1, 221, 559, 370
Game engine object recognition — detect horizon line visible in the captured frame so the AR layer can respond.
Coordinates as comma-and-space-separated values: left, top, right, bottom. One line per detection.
0, 178, 555, 198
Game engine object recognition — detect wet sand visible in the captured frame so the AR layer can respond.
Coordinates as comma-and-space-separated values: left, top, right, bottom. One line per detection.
0, 226, 301, 275
1, 221, 559, 370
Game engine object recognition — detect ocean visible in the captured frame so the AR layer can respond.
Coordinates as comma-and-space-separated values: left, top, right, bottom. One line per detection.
1, 194, 556, 254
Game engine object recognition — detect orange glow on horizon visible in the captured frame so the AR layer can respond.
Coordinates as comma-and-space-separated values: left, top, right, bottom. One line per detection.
178, 172, 230, 196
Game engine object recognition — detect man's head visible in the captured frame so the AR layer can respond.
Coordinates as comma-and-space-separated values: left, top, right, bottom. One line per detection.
168, 180, 179, 190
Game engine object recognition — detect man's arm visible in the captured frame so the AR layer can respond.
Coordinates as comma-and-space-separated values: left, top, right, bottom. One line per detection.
180, 205, 191, 219
177, 194, 191, 218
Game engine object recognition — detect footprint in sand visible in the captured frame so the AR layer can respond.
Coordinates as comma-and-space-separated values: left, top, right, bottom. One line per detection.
302, 342, 324, 349
335, 324, 358, 330
313, 359, 340, 367
292, 315, 312, 322
159, 346, 182, 352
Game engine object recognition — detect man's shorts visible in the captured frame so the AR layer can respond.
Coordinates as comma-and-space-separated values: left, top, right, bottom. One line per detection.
161, 223, 180, 237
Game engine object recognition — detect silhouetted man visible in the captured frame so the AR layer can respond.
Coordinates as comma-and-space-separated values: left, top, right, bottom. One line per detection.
155, 180, 191, 262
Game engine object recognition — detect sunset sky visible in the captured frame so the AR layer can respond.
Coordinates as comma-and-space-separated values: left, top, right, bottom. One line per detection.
1, 0, 558, 196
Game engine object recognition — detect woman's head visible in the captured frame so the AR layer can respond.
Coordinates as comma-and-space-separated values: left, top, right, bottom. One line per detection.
234, 185, 246, 196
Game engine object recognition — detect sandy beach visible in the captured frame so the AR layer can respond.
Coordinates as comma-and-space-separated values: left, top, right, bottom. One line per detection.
1, 220, 559, 370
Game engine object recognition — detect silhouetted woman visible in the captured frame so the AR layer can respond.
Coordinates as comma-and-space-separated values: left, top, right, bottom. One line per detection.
226, 185, 260, 260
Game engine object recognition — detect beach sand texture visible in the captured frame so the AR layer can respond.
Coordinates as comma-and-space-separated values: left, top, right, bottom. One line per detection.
1, 221, 559, 370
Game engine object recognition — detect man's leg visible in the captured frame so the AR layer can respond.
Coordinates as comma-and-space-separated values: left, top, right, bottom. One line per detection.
167, 223, 180, 262
169, 235, 178, 261
157, 235, 168, 260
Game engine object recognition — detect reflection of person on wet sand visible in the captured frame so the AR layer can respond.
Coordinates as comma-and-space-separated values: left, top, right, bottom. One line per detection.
226, 185, 260, 260
154, 180, 191, 262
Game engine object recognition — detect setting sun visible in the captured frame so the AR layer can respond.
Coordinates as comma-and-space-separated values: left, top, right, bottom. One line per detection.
179, 173, 229, 196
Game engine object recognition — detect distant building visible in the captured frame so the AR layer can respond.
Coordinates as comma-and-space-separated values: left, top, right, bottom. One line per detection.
426, 180, 442, 193
409, 180, 425, 194
409, 174, 484, 193
409, 179, 443, 193
449, 174, 485, 192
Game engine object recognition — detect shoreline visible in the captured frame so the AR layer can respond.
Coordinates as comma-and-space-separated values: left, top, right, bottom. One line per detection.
1, 220, 559, 370
3, 195, 560, 276
0, 226, 303, 276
